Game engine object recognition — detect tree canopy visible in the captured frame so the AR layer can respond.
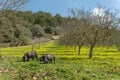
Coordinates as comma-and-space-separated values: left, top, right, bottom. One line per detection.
59, 7, 120, 58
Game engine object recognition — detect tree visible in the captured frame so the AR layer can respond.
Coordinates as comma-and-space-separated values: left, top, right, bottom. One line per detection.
0, 0, 29, 46
61, 7, 120, 58
54, 14, 63, 26
0, 0, 29, 10
60, 17, 86, 55
34, 11, 51, 27
16, 11, 35, 23
12, 23, 32, 46
0, 0, 29, 22
84, 8, 120, 58
104, 29, 120, 51
0, 17, 14, 43
30, 24, 45, 39
114, 30, 120, 51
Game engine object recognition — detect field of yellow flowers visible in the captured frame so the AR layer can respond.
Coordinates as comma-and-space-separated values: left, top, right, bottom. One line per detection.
0, 41, 120, 80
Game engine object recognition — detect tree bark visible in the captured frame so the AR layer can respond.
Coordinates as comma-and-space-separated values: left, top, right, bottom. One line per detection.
89, 43, 95, 59
117, 45, 120, 51
32, 43, 35, 51
78, 45, 81, 55
74, 46, 76, 51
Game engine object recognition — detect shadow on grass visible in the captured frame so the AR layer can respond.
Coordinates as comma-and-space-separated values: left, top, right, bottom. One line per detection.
105, 50, 118, 52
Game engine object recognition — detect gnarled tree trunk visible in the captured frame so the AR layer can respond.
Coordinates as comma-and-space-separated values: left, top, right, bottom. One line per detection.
89, 43, 95, 58
78, 45, 82, 55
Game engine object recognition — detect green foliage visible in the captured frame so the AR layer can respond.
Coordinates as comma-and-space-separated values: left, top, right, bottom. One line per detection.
54, 14, 63, 26
0, 17, 14, 43
53, 27, 62, 35
44, 27, 53, 34
19, 35, 30, 45
33, 11, 56, 27
0, 10, 64, 46
16, 11, 35, 23
30, 24, 45, 38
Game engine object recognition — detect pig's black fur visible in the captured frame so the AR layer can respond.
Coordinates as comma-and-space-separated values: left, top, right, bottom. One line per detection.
40, 54, 55, 63
23, 51, 38, 61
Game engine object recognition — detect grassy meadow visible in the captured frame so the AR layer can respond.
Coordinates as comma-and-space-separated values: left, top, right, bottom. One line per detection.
0, 41, 120, 80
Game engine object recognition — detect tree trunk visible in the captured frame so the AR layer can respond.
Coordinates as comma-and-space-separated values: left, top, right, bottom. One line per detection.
117, 45, 120, 51
89, 44, 95, 59
78, 45, 81, 55
32, 43, 35, 51
74, 46, 76, 51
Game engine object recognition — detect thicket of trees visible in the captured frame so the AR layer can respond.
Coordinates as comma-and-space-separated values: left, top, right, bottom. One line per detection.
59, 7, 120, 58
0, 0, 66, 47
0, 10, 64, 47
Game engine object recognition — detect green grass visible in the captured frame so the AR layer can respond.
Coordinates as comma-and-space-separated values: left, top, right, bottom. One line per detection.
0, 41, 120, 80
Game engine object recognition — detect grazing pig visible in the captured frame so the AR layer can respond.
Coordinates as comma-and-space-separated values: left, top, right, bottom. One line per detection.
40, 54, 55, 63
40, 54, 47, 62
23, 51, 38, 61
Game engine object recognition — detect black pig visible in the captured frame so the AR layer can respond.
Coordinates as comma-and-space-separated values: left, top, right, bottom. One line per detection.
23, 51, 38, 61
40, 54, 55, 63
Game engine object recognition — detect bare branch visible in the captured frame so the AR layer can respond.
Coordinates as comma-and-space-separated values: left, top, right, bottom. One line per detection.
0, 0, 29, 10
